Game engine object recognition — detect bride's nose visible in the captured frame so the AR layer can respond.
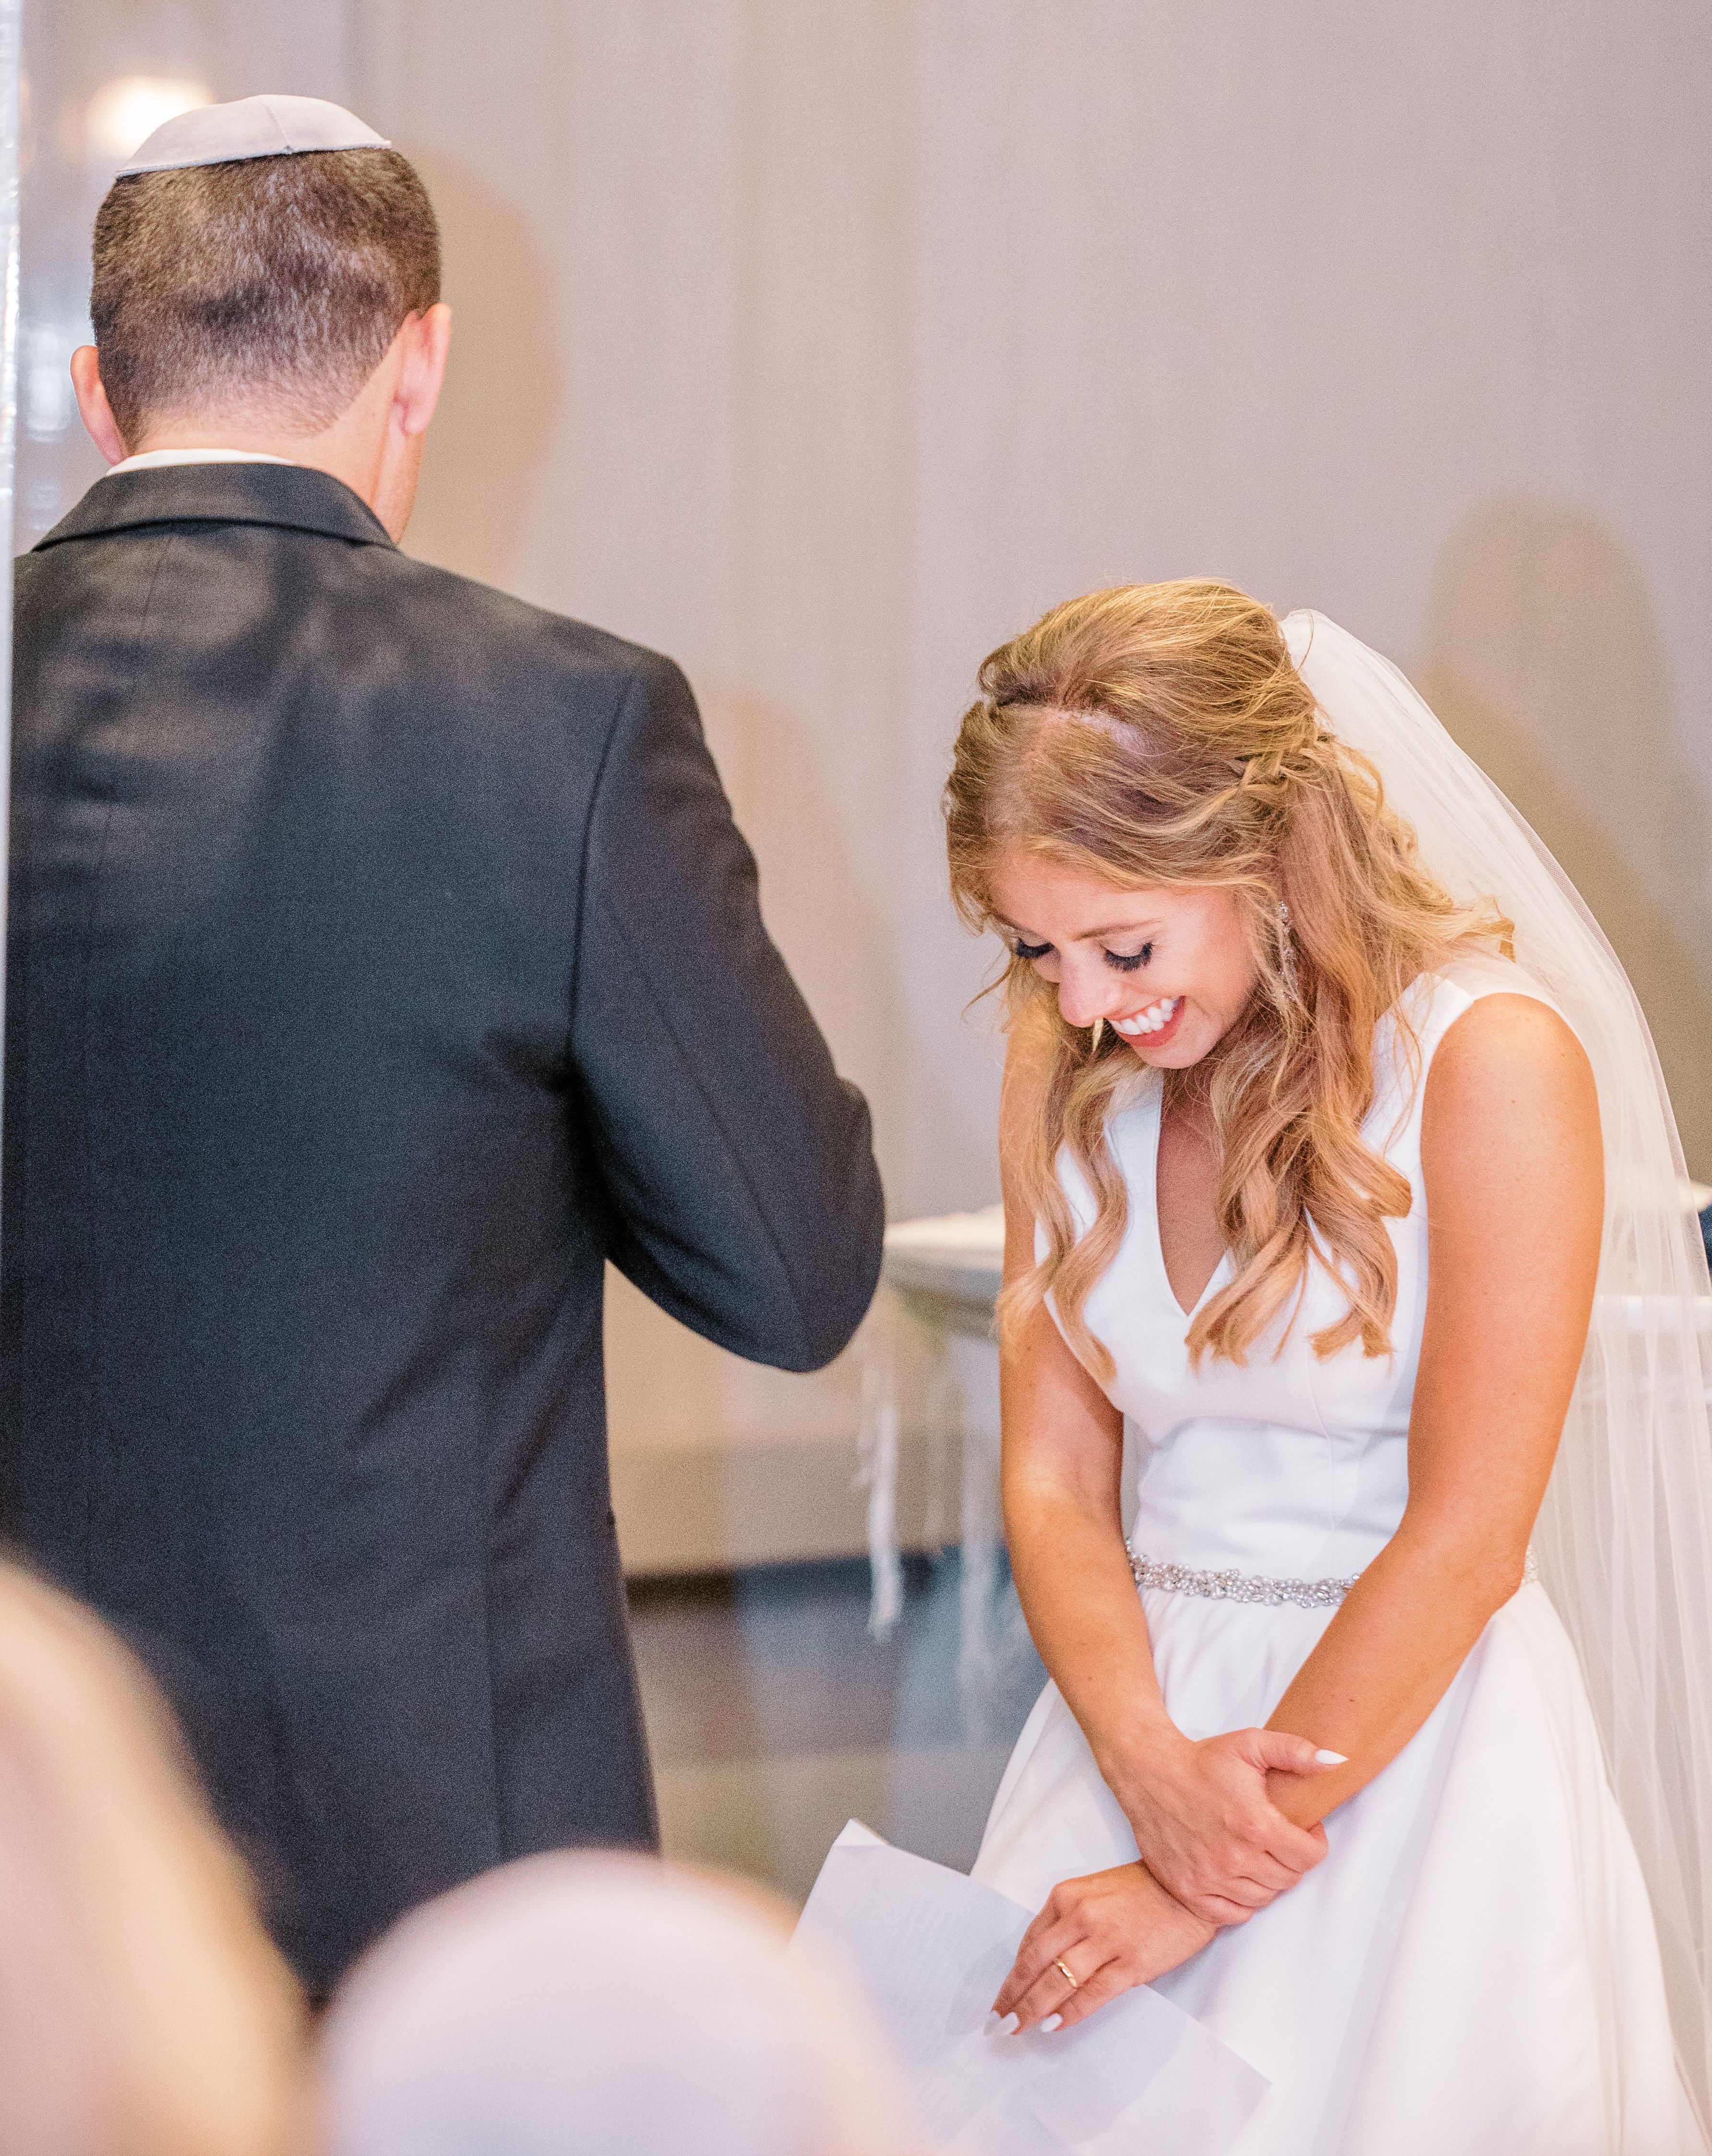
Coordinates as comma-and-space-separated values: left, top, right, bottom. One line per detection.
1055, 956, 1123, 1032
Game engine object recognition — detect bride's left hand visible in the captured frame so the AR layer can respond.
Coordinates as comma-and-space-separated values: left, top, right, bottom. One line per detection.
990, 1862, 1216, 2033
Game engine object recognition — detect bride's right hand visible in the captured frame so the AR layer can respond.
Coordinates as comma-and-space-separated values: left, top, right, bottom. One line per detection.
1106, 1726, 1336, 1926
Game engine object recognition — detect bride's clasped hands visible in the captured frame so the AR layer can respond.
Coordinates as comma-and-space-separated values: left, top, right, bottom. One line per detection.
991, 1723, 1338, 2034
991, 1860, 1214, 2035
1099, 1721, 1336, 1924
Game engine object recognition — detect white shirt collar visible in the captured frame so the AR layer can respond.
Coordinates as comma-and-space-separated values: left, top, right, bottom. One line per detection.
102, 448, 299, 477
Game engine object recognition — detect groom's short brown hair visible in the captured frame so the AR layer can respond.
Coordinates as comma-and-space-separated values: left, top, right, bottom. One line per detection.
90, 146, 441, 447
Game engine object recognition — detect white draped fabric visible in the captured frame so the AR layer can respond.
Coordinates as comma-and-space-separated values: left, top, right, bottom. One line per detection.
1284, 613, 1712, 2131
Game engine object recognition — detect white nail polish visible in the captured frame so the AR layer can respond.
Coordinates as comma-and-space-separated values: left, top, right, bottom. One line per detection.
983, 2011, 1002, 2034
999, 2012, 1019, 2036
1315, 1749, 1348, 1765
1041, 2013, 1063, 2033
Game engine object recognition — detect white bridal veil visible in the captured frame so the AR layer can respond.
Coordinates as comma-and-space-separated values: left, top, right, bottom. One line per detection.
1283, 612, 1712, 2128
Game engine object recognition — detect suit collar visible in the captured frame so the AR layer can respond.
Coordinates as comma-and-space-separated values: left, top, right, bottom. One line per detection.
33, 460, 396, 552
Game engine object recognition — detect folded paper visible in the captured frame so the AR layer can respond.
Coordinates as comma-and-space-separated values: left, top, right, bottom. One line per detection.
794, 1822, 1267, 2155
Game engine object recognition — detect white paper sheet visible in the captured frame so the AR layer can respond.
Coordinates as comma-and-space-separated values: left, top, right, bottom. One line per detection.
793, 1822, 1267, 2156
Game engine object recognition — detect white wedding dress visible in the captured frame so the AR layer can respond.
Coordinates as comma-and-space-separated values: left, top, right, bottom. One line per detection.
971, 963, 1701, 2155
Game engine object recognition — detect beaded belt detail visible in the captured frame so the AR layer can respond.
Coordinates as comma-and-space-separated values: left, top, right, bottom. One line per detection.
1126, 1544, 1357, 1609
1126, 1540, 1541, 1609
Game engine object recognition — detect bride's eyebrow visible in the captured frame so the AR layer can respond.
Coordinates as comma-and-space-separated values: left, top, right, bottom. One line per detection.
993, 912, 1162, 941
1076, 919, 1161, 941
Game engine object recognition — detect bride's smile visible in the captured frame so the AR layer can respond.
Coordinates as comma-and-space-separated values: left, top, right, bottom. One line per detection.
1112, 995, 1181, 1041
987, 854, 1258, 1070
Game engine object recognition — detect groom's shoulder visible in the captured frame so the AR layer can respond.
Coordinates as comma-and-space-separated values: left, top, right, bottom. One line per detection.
357, 547, 683, 715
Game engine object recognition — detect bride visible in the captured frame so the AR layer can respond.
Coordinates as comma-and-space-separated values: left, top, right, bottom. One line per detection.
941, 582, 1712, 2152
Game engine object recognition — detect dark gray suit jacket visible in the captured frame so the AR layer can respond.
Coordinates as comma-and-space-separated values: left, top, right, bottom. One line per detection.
3, 462, 884, 1991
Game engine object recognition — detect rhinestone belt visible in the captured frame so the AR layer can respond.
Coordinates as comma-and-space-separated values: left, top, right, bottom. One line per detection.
1126, 1540, 1540, 1609
1126, 1544, 1357, 1609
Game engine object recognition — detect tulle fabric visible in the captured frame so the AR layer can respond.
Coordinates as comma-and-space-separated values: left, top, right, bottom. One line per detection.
1282, 612, 1712, 2132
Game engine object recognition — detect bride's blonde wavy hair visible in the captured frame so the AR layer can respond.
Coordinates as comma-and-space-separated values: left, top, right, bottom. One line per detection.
945, 580, 1510, 1375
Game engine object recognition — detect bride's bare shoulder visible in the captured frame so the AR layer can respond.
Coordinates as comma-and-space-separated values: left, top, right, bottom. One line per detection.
1421, 989, 1602, 1209
1431, 987, 1592, 1090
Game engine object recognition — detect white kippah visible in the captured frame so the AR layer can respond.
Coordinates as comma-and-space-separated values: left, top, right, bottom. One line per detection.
118, 95, 390, 177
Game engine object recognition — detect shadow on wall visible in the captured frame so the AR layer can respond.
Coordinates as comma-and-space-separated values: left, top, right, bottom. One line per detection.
695, 683, 899, 1083
1418, 503, 1712, 1178
400, 148, 563, 590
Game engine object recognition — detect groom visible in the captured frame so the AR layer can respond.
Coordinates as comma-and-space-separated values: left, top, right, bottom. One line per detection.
4, 98, 885, 1994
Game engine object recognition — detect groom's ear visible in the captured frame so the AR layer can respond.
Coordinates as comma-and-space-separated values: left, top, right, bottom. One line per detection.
70, 347, 130, 465
395, 303, 453, 440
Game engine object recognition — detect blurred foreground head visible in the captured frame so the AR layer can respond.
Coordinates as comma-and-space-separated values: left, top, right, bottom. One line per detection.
321, 1853, 924, 2156
0, 1564, 305, 2156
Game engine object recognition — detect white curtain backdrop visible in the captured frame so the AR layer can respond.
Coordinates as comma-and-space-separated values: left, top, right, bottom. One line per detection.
349, 0, 1712, 1566
24, 3, 1712, 1569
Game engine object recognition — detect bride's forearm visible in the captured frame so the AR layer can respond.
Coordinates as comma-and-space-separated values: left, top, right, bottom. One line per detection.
996, 1278, 1185, 1788
1263, 1517, 1527, 1827
1005, 1477, 1181, 1778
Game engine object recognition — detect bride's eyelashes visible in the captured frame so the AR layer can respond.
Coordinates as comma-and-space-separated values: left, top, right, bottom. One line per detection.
1009, 939, 1154, 970
1105, 942, 1153, 973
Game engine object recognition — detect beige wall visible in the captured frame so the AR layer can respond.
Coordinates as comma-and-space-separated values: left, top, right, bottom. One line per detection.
351, 2, 1712, 1566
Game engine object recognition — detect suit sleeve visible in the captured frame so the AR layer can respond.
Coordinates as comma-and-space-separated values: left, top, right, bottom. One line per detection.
569, 652, 886, 1371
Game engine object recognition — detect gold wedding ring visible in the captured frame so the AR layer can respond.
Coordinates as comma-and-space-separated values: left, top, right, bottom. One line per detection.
1054, 1956, 1079, 1988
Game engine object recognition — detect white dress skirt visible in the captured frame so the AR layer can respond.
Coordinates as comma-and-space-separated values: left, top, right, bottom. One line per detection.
971, 970, 1701, 2155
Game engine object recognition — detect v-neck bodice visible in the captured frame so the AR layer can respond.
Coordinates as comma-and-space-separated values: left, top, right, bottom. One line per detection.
1044, 964, 1539, 1582
1149, 1084, 1232, 1320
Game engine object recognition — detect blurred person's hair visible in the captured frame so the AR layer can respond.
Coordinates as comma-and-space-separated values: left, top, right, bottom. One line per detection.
320, 1852, 923, 2156
91, 148, 441, 446
945, 579, 1512, 1377
0, 1561, 306, 2155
